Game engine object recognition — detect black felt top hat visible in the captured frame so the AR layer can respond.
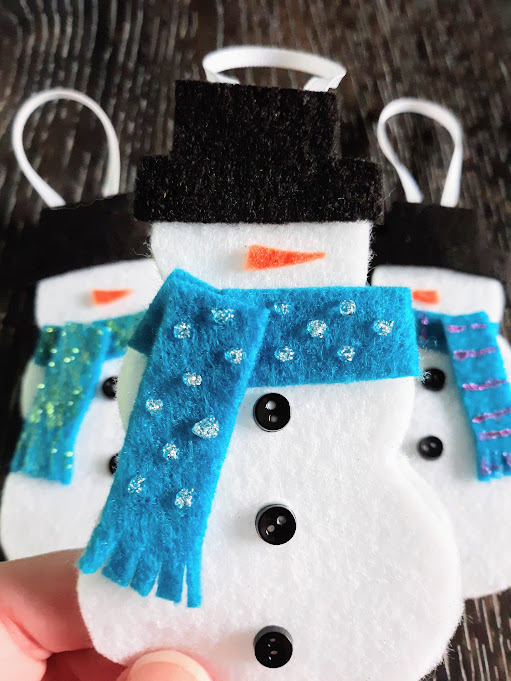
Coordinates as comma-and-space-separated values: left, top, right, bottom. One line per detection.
370, 202, 511, 282
15, 193, 151, 284
134, 80, 382, 224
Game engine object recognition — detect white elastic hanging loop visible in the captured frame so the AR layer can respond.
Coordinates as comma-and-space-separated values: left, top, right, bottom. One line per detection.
203, 46, 346, 92
376, 98, 463, 207
12, 88, 121, 207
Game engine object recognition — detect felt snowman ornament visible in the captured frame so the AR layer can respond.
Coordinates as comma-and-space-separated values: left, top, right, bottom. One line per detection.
77, 54, 463, 681
372, 98, 511, 599
0, 89, 161, 560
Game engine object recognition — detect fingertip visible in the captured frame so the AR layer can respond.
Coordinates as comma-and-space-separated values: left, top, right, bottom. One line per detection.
121, 650, 212, 681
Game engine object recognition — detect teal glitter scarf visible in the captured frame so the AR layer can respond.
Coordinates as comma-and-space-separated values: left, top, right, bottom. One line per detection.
80, 269, 419, 607
11, 313, 143, 485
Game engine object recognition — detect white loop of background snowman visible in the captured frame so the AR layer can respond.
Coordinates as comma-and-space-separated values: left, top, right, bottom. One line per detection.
376, 97, 463, 207
12, 87, 121, 207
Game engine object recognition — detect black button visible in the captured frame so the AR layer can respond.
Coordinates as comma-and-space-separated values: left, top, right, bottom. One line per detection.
256, 505, 296, 545
421, 368, 446, 391
253, 393, 290, 431
102, 376, 118, 399
109, 454, 119, 475
254, 626, 293, 668
417, 436, 443, 459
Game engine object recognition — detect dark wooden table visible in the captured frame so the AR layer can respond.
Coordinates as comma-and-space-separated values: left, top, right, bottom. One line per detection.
0, 2, 509, 679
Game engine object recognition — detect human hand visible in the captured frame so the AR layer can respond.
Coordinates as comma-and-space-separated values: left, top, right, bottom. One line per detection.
0, 550, 212, 681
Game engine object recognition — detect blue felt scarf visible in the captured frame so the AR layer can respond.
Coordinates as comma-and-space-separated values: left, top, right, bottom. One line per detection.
79, 269, 419, 607
11, 313, 143, 485
416, 310, 511, 480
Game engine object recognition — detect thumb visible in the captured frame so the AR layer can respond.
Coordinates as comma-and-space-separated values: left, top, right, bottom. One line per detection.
117, 650, 212, 681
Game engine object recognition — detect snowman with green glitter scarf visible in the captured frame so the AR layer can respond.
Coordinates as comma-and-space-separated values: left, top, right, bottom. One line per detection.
1, 258, 160, 559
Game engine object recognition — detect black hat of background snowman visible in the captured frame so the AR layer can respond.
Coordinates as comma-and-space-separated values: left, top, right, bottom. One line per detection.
134, 80, 382, 224
370, 98, 511, 281
10, 89, 151, 286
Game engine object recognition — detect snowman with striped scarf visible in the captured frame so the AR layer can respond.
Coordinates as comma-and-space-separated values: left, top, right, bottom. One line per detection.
372, 98, 511, 599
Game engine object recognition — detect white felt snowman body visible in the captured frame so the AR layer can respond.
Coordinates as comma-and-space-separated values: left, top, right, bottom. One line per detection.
372, 265, 511, 598
78, 220, 463, 681
0, 259, 161, 559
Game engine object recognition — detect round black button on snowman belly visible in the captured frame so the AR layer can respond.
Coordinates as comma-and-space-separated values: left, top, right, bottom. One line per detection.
256, 505, 296, 545
417, 435, 443, 459
254, 626, 293, 668
108, 454, 119, 475
421, 368, 446, 391
102, 376, 118, 399
253, 393, 290, 431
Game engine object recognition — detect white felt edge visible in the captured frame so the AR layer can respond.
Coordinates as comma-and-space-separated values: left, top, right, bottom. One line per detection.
19, 360, 44, 418
117, 348, 147, 431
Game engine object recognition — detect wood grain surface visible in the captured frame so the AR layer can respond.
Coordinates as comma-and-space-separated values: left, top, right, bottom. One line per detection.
0, 1, 509, 679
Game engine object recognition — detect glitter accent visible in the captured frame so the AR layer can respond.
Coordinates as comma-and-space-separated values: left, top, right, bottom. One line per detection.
182, 372, 202, 387
224, 348, 245, 364
446, 322, 488, 334
453, 346, 497, 361
478, 428, 511, 442
338, 346, 355, 362
146, 398, 163, 412
175, 488, 194, 509
11, 313, 143, 485
273, 302, 290, 315
480, 460, 500, 477
307, 320, 327, 338
462, 378, 507, 392
192, 416, 219, 439
211, 308, 234, 324
128, 476, 146, 494
472, 406, 511, 424
173, 322, 191, 339
340, 300, 356, 316
274, 346, 295, 362
373, 319, 394, 336
163, 442, 179, 460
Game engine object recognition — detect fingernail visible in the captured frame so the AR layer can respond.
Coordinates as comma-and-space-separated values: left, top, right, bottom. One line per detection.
126, 650, 212, 681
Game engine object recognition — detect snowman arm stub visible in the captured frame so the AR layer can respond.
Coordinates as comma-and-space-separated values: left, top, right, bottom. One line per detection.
117, 348, 147, 430
19, 360, 45, 419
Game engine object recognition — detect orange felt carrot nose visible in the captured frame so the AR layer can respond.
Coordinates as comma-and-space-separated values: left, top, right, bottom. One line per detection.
412, 289, 440, 305
92, 288, 133, 305
245, 244, 326, 271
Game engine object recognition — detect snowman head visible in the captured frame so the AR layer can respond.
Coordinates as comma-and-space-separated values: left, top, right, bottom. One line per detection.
36, 259, 161, 327
371, 203, 508, 323
135, 81, 382, 289
371, 265, 505, 324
